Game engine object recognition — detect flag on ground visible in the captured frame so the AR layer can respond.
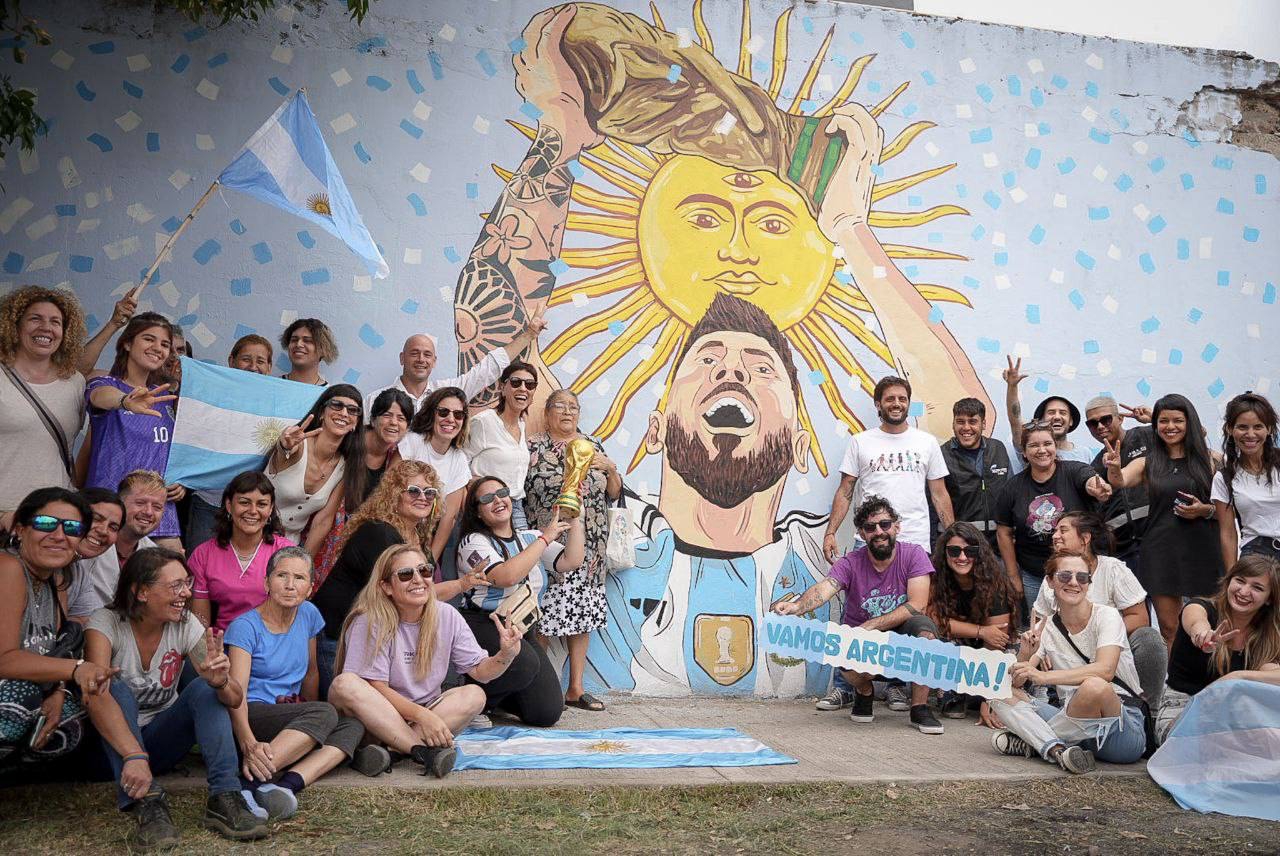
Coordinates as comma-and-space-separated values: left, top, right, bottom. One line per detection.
218, 90, 389, 278
165, 357, 322, 491
454, 726, 796, 771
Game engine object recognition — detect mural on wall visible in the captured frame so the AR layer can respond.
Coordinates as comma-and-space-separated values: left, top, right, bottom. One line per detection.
2, 0, 1275, 696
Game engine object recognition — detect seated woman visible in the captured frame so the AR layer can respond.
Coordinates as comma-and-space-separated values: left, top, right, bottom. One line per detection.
1157, 554, 1280, 743
456, 476, 580, 726
927, 522, 1016, 723
225, 547, 385, 820
329, 544, 523, 777
0, 488, 114, 768
987, 549, 1148, 774
85, 548, 268, 847
189, 472, 296, 633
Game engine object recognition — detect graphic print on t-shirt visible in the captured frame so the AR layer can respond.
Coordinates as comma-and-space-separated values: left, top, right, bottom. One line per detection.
869, 451, 926, 475
128, 647, 183, 716
1026, 493, 1065, 535
861, 587, 906, 619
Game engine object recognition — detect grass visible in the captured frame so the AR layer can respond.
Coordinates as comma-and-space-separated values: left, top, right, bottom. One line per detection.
2, 776, 1277, 854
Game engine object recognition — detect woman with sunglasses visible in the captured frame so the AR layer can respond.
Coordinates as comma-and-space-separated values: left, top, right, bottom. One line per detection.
1105, 393, 1224, 646
456, 476, 579, 725
0, 488, 115, 767
996, 420, 1112, 621
1034, 511, 1166, 706
225, 547, 386, 821
329, 544, 523, 777
84, 548, 268, 846
927, 522, 1017, 722
267, 384, 367, 558
188, 472, 296, 633
988, 549, 1147, 774
464, 360, 537, 530
524, 389, 621, 711
399, 386, 472, 562
1213, 392, 1280, 568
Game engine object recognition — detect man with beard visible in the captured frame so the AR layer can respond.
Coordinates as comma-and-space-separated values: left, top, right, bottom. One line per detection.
77, 470, 164, 609
1083, 395, 1152, 573
775, 496, 944, 734
1002, 356, 1093, 464
587, 293, 832, 697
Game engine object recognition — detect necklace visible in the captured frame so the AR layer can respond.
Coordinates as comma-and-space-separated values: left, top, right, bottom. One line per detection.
232, 540, 263, 576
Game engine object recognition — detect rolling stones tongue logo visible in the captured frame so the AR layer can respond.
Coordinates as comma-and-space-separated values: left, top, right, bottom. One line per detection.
158, 649, 183, 688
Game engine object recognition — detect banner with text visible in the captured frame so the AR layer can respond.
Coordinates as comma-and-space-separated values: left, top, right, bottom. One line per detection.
764, 615, 1015, 699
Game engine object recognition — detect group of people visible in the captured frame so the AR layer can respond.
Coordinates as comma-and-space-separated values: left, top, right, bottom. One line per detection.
1, 283, 1277, 846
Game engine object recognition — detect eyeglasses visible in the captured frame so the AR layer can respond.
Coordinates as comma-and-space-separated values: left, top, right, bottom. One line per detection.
435, 406, 465, 421
326, 401, 361, 416
393, 563, 431, 583
859, 519, 894, 534
404, 485, 440, 502
1052, 571, 1092, 585
550, 402, 580, 414
506, 377, 537, 390
945, 545, 980, 560
30, 515, 86, 537
478, 487, 511, 505
1085, 414, 1114, 430
157, 577, 194, 595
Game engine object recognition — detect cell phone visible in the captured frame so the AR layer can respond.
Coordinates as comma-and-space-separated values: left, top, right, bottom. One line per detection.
28, 713, 47, 750
465, 550, 492, 578
1173, 491, 1195, 509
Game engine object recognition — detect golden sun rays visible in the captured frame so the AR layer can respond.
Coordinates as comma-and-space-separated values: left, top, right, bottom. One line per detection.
510, 1, 971, 474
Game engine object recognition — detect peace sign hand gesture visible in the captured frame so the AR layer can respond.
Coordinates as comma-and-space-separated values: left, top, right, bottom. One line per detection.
1018, 614, 1047, 655
1002, 355, 1028, 388
492, 611, 524, 655
1119, 403, 1152, 424
121, 383, 176, 418
1192, 620, 1240, 653
279, 413, 323, 455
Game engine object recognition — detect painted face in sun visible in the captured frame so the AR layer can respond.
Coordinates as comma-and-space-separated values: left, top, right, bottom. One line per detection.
638, 156, 836, 331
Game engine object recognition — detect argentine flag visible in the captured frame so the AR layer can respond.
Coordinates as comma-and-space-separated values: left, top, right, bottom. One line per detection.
166, 358, 323, 491
218, 90, 389, 278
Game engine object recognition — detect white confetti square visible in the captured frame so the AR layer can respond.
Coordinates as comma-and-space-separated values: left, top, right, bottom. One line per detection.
77, 219, 100, 233
571, 293, 588, 308
1085, 53, 1104, 70
816, 74, 834, 96
1023, 122, 1039, 138
1131, 140, 1148, 155
280, 309, 298, 326
403, 247, 422, 264
153, 232, 170, 256
745, 34, 764, 54
1242, 281, 1256, 296
438, 23, 457, 41
1009, 187, 1027, 203
271, 45, 293, 64
955, 103, 972, 119
353, 275, 372, 293
1058, 364, 1077, 380
473, 115, 491, 134
1092, 165, 1108, 181
1013, 342, 1031, 359
982, 152, 999, 168
1141, 349, 1157, 364
18, 149, 38, 174
1081, 106, 1098, 123
437, 286, 453, 301
831, 245, 845, 260
126, 54, 150, 72
330, 113, 357, 134
27, 252, 58, 271
126, 203, 153, 223
1101, 295, 1119, 314
1096, 358, 1112, 376
995, 274, 1012, 290
561, 357, 579, 375
992, 231, 1007, 247
1247, 323, 1261, 339
331, 68, 352, 87
872, 265, 887, 279
794, 477, 811, 496
959, 57, 976, 74
713, 112, 737, 136
190, 322, 216, 349
169, 170, 191, 190
1053, 193, 1068, 208
51, 50, 74, 70
924, 142, 939, 157
1131, 203, 1150, 222
25, 214, 56, 241
275, 4, 295, 21
613, 426, 631, 448
1049, 269, 1065, 284
413, 101, 432, 121
84, 191, 100, 209
410, 163, 431, 183
593, 379, 612, 396
103, 235, 140, 260
0, 197, 33, 234
1107, 244, 1123, 260
58, 157, 81, 190
1198, 237, 1212, 259
196, 134, 215, 151
1027, 58, 1044, 74
196, 78, 219, 100
158, 280, 181, 307
676, 27, 692, 48
1257, 377, 1272, 394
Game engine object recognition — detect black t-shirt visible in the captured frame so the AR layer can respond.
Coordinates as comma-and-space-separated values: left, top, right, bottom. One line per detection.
1167, 598, 1246, 695
995, 460, 1097, 574
1090, 426, 1152, 556
313, 521, 404, 639
954, 585, 1012, 621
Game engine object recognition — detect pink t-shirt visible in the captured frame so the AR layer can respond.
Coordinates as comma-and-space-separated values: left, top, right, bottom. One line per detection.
189, 535, 297, 632
341, 603, 486, 705
828, 541, 934, 628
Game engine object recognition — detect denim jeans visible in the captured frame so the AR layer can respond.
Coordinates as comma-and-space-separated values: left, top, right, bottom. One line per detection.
185, 493, 221, 550
97, 678, 240, 808
316, 633, 339, 703
1020, 568, 1043, 623
993, 695, 1146, 764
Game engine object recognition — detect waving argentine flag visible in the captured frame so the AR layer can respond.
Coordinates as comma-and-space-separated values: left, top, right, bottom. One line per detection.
218, 90, 389, 278
166, 358, 323, 491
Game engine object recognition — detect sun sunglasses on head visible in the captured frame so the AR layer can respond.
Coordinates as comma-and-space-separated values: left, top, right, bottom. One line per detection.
30, 515, 86, 537
945, 544, 980, 560
325, 400, 361, 416
859, 519, 894, 534
506, 377, 537, 390
1085, 414, 1114, 430
477, 487, 511, 505
435, 406, 466, 421
1052, 571, 1092, 585
392, 563, 432, 583
404, 485, 439, 501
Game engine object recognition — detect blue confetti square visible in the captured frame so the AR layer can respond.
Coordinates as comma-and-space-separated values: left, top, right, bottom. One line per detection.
75, 81, 96, 101
1176, 239, 1190, 260
70, 255, 93, 273
976, 83, 994, 103
193, 239, 221, 265
850, 31, 864, 44
401, 299, 419, 315
1057, 158, 1076, 174
1050, 74, 1068, 89
977, 337, 1000, 354
519, 101, 544, 120
1263, 283, 1276, 305
1217, 270, 1230, 287
122, 80, 144, 99
301, 268, 330, 286
176, 314, 197, 328
343, 368, 362, 385
903, 104, 918, 119
1139, 253, 1155, 274
1088, 206, 1110, 221
1088, 128, 1110, 144
88, 40, 115, 54
1208, 378, 1225, 399
465, 182, 478, 199
86, 133, 113, 152
443, 246, 461, 263
928, 306, 944, 324
904, 265, 920, 278
1075, 250, 1096, 271
802, 16, 814, 34
1180, 173, 1194, 190
1025, 147, 1042, 169
207, 52, 228, 68
1082, 339, 1099, 353
1257, 175, 1268, 195
1069, 290, 1086, 310
927, 232, 943, 244
870, 164, 885, 178
354, 36, 387, 53
407, 70, 424, 94
358, 323, 384, 348
230, 219, 246, 235
1168, 349, 1183, 365
1007, 75, 1022, 96
1187, 307, 1203, 323
56, 204, 77, 217
956, 184, 968, 198
297, 231, 315, 249
908, 194, 923, 207
1216, 197, 1234, 214
162, 216, 180, 232
428, 50, 444, 80
899, 32, 915, 49
969, 127, 993, 144
1030, 87, 1045, 108
1085, 81, 1098, 98
268, 76, 290, 96
354, 142, 371, 164
971, 225, 986, 241
1136, 379, 1152, 397
1140, 316, 1160, 334
2, 252, 24, 274
366, 75, 391, 91
909, 402, 925, 417
147, 132, 161, 153
548, 259, 569, 276
229, 277, 251, 296
1212, 156, 1233, 170
1149, 157, 1165, 173
1243, 226, 1260, 242
252, 242, 272, 264
921, 70, 936, 86
1001, 171, 1015, 189
508, 37, 527, 52
1110, 109, 1129, 129
607, 320, 626, 336
1148, 216, 1166, 234
1202, 343, 1219, 363
233, 324, 256, 339
982, 190, 1001, 210
183, 26, 205, 42
407, 194, 427, 216
807, 369, 826, 386
666, 64, 682, 83
1038, 121, 1052, 136
1024, 303, 1041, 324
1034, 378, 1050, 394
171, 54, 190, 73
566, 159, 584, 179
399, 119, 423, 139
1114, 174, 1133, 192
475, 50, 497, 78
834, 270, 853, 285
994, 252, 1008, 267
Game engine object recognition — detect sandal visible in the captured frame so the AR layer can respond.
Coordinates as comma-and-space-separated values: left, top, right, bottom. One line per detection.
566, 692, 605, 711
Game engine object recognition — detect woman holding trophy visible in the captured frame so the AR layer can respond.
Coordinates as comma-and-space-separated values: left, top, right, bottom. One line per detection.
523, 390, 621, 711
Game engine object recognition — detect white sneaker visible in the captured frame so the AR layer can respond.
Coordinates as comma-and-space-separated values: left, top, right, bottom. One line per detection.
470, 713, 493, 729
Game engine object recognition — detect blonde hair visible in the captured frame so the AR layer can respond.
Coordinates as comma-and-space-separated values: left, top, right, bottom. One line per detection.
1209, 555, 1280, 677
337, 459, 442, 554
0, 285, 88, 378
117, 469, 168, 497
334, 544, 438, 681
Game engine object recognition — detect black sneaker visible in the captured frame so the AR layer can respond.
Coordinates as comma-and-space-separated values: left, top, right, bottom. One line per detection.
130, 793, 181, 850
910, 704, 944, 734
939, 691, 969, 719
203, 790, 270, 841
815, 687, 854, 711
849, 690, 874, 724
410, 744, 458, 778
351, 744, 392, 777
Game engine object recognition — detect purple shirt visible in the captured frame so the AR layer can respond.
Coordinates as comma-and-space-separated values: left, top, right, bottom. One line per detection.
340, 602, 487, 705
828, 542, 934, 627
86, 375, 179, 537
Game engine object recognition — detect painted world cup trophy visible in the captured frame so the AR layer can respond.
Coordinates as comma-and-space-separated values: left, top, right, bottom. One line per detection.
553, 437, 598, 518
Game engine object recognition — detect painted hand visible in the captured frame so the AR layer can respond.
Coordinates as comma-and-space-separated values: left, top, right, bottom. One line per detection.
513, 5, 601, 152
816, 102, 884, 241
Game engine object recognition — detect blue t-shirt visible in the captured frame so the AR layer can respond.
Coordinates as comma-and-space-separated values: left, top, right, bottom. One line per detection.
225, 601, 325, 704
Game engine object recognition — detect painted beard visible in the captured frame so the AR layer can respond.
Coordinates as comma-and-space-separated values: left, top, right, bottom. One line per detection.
664, 417, 793, 509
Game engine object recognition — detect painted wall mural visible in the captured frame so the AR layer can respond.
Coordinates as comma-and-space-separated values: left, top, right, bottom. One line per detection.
3, 0, 1276, 696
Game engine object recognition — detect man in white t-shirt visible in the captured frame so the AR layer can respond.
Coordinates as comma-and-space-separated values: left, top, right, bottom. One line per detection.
78, 472, 164, 609
825, 376, 953, 560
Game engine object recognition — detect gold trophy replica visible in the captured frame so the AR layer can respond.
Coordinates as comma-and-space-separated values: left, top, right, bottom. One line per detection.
553, 438, 597, 519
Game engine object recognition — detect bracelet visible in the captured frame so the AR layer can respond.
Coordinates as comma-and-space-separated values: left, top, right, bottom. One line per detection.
537, 534, 551, 546
209, 677, 230, 690
123, 752, 149, 763
70, 660, 83, 683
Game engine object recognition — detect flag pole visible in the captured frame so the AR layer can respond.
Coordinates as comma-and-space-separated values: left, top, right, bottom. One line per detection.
132, 178, 220, 298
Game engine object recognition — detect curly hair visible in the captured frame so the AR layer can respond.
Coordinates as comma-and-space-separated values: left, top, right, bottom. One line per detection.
280, 318, 339, 364
0, 285, 88, 378
337, 459, 443, 554
852, 494, 899, 530
929, 522, 1018, 639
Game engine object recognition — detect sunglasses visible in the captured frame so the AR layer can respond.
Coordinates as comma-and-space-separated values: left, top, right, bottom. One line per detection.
860, 519, 894, 534
478, 487, 511, 505
506, 377, 537, 390
404, 485, 440, 501
325, 400, 361, 416
393, 563, 432, 583
436, 406, 466, 421
1052, 571, 1092, 585
30, 515, 86, 537
945, 544, 980, 560
1085, 414, 1114, 430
